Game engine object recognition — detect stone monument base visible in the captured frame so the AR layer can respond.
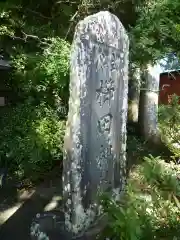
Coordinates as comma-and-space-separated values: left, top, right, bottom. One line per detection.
30, 211, 108, 240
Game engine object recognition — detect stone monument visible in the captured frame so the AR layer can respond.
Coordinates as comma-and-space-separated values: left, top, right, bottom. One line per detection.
63, 11, 129, 237
139, 63, 161, 142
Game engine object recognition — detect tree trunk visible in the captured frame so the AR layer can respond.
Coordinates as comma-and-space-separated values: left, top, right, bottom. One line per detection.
138, 63, 160, 143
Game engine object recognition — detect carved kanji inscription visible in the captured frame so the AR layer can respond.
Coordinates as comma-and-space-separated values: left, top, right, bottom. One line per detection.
96, 78, 115, 107
97, 113, 112, 134
96, 144, 113, 170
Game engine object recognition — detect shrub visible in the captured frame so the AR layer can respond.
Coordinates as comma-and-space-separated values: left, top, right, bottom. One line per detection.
100, 155, 180, 240
0, 103, 66, 180
158, 94, 180, 160
0, 37, 70, 181
11, 37, 70, 108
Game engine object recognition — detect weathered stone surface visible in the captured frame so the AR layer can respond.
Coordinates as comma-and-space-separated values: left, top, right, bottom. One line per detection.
30, 211, 69, 240
63, 11, 129, 236
139, 64, 160, 141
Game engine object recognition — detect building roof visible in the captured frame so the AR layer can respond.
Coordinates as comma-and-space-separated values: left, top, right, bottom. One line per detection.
0, 59, 11, 70
160, 69, 180, 78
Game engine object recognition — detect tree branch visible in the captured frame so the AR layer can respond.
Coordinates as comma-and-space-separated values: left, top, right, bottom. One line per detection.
65, 10, 78, 40
21, 31, 40, 41
10, 31, 50, 46
25, 8, 52, 20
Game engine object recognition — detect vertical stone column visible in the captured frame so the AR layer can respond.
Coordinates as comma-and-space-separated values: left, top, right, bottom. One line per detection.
139, 64, 160, 141
63, 11, 129, 236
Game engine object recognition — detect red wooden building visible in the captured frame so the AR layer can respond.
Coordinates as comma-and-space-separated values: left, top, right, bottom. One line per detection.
159, 70, 180, 104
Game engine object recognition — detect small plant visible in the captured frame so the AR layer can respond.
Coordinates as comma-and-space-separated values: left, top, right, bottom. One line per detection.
100, 154, 180, 240
158, 94, 180, 160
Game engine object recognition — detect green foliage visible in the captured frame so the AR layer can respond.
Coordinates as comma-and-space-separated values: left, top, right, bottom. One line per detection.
11, 37, 70, 107
158, 95, 180, 160
0, 36, 70, 181
0, 103, 65, 180
100, 155, 180, 240
0, 2, 71, 180
1, 0, 180, 67
142, 155, 180, 195
100, 192, 144, 240
130, 0, 180, 65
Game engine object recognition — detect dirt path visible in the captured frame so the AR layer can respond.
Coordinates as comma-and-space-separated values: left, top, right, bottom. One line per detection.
0, 173, 63, 240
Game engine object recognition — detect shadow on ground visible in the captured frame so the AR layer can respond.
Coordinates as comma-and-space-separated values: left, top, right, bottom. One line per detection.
0, 176, 63, 240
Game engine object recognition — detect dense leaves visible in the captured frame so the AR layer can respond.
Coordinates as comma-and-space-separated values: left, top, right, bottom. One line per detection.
0, 103, 66, 180
159, 95, 180, 160
11, 37, 70, 107
0, 1, 180, 239
0, 1, 71, 180
0, 0, 180, 183
130, 0, 180, 65
100, 154, 180, 240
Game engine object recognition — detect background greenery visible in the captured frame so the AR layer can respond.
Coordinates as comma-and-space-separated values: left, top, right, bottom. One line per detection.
0, 10, 70, 180
99, 97, 180, 240
0, 1, 180, 238
0, 0, 180, 181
